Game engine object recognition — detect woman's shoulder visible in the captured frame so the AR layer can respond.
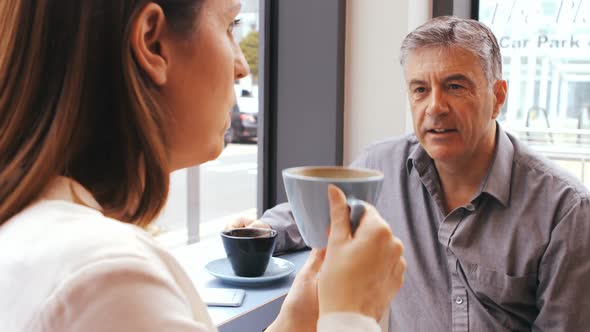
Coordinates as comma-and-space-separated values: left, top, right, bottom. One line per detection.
0, 199, 171, 297
0, 199, 214, 331
2, 198, 160, 259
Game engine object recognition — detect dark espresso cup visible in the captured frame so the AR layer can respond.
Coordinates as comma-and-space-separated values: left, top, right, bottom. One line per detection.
221, 228, 278, 277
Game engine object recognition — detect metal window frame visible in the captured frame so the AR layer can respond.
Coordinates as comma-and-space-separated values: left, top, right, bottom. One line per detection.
433, 0, 477, 18
187, 166, 200, 243
257, 0, 348, 212
470, 0, 479, 20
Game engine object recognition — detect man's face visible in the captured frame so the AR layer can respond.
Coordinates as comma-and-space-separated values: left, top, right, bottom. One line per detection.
405, 46, 506, 166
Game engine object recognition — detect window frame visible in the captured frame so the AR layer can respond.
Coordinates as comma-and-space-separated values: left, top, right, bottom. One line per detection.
433, 0, 477, 18
257, 0, 348, 212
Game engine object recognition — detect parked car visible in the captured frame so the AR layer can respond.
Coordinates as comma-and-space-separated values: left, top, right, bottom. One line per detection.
224, 96, 258, 144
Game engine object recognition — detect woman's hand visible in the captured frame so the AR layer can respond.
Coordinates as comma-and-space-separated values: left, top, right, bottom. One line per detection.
266, 249, 326, 332
224, 217, 271, 231
267, 184, 406, 331
319, 185, 406, 321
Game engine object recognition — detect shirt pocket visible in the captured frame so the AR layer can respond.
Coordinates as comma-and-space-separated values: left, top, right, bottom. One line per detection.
461, 261, 537, 329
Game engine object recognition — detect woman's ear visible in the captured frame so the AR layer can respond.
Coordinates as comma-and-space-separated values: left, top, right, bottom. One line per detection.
130, 3, 170, 86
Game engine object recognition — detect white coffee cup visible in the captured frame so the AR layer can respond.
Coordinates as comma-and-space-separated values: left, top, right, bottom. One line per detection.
282, 166, 384, 248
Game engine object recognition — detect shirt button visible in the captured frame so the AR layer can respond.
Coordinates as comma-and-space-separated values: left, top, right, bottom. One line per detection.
455, 297, 464, 305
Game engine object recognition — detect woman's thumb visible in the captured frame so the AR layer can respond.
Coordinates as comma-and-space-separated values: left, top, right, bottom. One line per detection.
327, 184, 351, 244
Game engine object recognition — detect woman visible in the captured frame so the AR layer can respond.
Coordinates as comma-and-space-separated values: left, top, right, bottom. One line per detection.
0, 0, 406, 331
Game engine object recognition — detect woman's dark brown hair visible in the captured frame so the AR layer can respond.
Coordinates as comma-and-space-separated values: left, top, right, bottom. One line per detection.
0, 0, 202, 226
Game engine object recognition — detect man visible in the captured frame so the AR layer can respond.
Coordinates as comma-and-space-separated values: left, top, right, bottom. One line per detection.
230, 16, 590, 331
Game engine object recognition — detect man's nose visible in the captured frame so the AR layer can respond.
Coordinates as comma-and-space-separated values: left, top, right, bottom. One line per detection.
425, 88, 449, 116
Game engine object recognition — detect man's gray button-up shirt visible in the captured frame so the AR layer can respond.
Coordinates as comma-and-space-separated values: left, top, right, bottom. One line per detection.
262, 125, 590, 331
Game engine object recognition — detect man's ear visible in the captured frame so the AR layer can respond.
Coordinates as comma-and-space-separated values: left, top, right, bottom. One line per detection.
130, 3, 170, 86
491, 80, 508, 119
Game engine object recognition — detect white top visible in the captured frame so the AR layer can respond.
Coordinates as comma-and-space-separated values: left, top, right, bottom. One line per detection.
0, 177, 380, 331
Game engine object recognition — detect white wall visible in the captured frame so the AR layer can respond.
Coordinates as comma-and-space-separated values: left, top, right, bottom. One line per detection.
343, 0, 432, 164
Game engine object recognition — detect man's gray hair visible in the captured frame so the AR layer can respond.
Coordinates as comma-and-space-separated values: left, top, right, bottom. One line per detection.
400, 16, 502, 84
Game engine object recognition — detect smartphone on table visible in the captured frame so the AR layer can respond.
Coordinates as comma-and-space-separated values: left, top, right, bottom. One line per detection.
200, 288, 246, 307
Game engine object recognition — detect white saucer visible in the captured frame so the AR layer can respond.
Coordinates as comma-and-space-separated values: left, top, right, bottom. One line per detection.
205, 257, 295, 285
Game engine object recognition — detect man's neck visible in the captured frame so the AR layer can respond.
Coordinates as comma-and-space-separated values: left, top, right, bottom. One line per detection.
436, 163, 484, 214
435, 132, 497, 215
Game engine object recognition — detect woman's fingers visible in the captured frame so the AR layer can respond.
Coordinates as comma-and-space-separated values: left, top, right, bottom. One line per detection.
298, 249, 326, 279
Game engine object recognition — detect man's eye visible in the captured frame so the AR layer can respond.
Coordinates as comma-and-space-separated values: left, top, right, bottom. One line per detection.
414, 87, 426, 94
449, 84, 463, 90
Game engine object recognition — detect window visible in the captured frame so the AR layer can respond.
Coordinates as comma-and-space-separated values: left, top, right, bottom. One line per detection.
479, 0, 590, 186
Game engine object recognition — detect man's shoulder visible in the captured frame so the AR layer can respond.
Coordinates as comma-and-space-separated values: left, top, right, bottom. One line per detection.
360, 134, 419, 164
509, 135, 590, 205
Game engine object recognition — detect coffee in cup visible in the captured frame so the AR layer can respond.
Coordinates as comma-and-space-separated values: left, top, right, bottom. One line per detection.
282, 166, 384, 248
220, 228, 277, 277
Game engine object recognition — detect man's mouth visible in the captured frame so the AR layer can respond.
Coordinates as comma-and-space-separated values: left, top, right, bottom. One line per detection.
428, 128, 456, 134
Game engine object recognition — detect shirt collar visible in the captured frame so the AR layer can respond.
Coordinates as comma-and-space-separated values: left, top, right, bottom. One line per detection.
406, 123, 514, 207
406, 140, 431, 177
478, 124, 513, 207
39, 176, 103, 211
